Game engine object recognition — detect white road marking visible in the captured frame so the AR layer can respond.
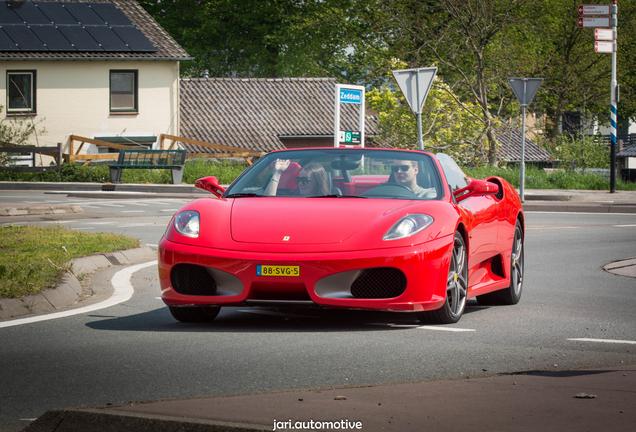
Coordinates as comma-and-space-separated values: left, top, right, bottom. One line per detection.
0, 261, 157, 329
527, 226, 581, 230
526, 211, 636, 216
81, 221, 114, 225
161, 209, 179, 212
614, 224, 636, 227
122, 211, 146, 213
568, 338, 636, 345
238, 310, 319, 319
418, 326, 476, 332
116, 223, 155, 227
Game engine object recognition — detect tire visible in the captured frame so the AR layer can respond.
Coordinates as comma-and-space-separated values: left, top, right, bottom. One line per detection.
168, 306, 221, 323
417, 231, 468, 324
476, 220, 524, 306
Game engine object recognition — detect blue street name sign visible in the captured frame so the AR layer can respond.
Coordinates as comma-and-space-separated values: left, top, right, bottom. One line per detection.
339, 89, 362, 105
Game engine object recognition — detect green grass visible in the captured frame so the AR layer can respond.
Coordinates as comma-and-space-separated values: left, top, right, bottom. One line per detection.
464, 166, 636, 191
0, 224, 139, 299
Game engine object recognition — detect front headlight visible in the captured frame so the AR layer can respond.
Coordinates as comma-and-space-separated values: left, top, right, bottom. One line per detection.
383, 214, 434, 241
174, 211, 200, 238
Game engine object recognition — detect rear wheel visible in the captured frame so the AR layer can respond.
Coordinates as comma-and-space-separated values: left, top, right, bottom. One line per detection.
417, 231, 467, 324
168, 306, 221, 323
477, 220, 524, 306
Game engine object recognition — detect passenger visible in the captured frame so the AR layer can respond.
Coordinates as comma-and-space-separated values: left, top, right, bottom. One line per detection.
392, 160, 436, 198
266, 160, 330, 196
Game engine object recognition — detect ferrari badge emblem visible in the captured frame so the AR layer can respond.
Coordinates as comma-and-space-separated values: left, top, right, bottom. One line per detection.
283, 236, 290, 241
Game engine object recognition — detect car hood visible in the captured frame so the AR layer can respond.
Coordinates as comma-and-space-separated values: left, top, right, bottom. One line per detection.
230, 198, 403, 244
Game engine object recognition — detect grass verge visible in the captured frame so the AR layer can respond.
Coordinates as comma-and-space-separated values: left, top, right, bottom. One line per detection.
0, 224, 139, 299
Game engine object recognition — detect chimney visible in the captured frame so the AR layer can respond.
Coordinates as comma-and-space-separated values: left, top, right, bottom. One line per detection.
202, 70, 209, 79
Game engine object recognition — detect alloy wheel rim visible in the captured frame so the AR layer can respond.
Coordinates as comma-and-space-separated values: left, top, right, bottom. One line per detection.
447, 237, 467, 317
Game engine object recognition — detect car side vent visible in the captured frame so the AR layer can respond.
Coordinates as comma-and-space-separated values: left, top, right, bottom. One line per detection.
171, 264, 217, 296
488, 178, 504, 200
351, 268, 407, 299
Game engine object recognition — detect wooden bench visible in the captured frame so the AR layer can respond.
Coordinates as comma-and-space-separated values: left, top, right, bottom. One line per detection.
109, 149, 187, 184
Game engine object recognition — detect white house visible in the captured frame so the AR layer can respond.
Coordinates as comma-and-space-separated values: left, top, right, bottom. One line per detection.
0, 0, 190, 164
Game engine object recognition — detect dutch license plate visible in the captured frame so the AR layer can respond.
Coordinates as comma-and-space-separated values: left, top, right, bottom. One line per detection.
256, 265, 300, 277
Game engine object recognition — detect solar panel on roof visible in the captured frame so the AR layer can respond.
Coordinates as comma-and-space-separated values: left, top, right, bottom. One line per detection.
0, 27, 19, 50
30, 24, 75, 51
57, 25, 101, 51
90, 3, 130, 26
112, 26, 156, 52
0, 4, 23, 24
63, 2, 105, 25
12, 2, 50, 24
85, 25, 129, 51
0, 1, 157, 53
3, 24, 47, 50
36, 2, 79, 25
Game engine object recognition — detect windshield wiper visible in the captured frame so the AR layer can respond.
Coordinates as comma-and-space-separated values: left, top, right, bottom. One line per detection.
225, 193, 264, 198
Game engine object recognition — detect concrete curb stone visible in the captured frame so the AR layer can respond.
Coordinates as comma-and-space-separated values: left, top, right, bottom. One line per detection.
23, 408, 270, 432
0, 245, 156, 321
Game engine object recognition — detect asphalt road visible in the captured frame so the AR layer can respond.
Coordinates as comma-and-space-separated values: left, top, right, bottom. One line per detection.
1, 192, 636, 431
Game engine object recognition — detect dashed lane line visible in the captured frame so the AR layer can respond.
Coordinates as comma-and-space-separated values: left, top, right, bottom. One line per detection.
568, 338, 636, 345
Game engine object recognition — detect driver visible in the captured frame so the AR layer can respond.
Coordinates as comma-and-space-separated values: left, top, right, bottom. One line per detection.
392, 160, 436, 198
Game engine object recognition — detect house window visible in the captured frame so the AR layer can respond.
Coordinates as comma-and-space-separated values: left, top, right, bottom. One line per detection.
110, 70, 138, 113
7, 71, 36, 114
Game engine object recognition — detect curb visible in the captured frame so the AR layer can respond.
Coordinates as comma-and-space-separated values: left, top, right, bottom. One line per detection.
0, 245, 156, 321
23, 408, 269, 432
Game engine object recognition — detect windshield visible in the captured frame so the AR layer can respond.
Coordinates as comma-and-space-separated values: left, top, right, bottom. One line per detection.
225, 148, 443, 200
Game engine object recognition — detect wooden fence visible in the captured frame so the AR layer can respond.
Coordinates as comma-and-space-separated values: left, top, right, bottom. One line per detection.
160, 134, 262, 165
0, 143, 63, 173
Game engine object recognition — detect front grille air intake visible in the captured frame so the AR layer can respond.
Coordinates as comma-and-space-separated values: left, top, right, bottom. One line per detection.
171, 264, 217, 296
350, 268, 407, 299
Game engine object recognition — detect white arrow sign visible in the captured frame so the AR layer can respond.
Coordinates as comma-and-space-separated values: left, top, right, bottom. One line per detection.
595, 41, 613, 53
578, 17, 610, 28
578, 5, 610, 15
595, 29, 613, 40
392, 67, 437, 115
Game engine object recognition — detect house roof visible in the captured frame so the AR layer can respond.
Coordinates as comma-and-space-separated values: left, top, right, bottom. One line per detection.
617, 144, 636, 158
179, 77, 376, 154
495, 125, 553, 163
0, 0, 190, 60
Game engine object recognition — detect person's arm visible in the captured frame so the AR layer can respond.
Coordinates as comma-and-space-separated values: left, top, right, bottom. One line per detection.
264, 159, 290, 196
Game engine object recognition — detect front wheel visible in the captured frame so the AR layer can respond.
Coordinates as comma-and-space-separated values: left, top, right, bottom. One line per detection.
168, 306, 221, 323
477, 220, 524, 306
417, 231, 468, 324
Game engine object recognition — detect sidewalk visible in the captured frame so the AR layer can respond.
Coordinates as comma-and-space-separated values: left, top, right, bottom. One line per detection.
23, 365, 636, 432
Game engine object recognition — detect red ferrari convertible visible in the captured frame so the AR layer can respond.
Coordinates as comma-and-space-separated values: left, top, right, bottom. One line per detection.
158, 148, 524, 324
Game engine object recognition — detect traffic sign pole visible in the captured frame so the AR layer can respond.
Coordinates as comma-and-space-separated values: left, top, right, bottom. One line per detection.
507, 78, 543, 203
610, 0, 617, 193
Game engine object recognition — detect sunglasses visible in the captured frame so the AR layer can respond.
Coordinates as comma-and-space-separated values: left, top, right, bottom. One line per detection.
294, 176, 311, 185
392, 165, 412, 173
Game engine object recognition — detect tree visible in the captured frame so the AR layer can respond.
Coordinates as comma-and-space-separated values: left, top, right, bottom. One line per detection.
361, 0, 533, 166
0, 106, 46, 166
139, 0, 365, 79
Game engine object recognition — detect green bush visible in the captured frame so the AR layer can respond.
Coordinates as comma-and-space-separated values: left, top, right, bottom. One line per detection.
464, 165, 636, 191
0, 158, 249, 184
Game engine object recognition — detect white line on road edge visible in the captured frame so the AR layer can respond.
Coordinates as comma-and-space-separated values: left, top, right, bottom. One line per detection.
0, 261, 157, 329
418, 326, 476, 332
568, 338, 636, 345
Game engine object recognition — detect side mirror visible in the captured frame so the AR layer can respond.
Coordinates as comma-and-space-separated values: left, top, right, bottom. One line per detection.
453, 179, 499, 203
195, 176, 225, 198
